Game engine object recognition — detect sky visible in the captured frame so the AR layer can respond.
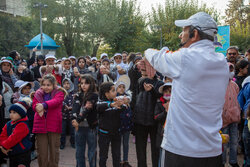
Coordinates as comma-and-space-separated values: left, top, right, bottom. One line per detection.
137, 0, 231, 16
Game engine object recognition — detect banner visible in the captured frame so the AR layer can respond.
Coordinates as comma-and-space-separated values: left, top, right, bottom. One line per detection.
214, 25, 230, 56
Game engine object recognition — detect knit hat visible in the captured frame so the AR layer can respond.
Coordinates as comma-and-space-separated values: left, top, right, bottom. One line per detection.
9, 98, 31, 118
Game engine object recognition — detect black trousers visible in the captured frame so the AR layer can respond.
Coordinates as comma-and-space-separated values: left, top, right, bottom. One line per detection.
98, 132, 121, 167
135, 124, 159, 167
9, 151, 31, 167
161, 149, 222, 167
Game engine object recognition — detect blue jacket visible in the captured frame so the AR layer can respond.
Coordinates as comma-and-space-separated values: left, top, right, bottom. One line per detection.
238, 76, 250, 117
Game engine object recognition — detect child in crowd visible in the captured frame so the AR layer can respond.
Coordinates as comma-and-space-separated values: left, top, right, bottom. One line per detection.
115, 76, 133, 167
238, 74, 250, 167
154, 82, 172, 150
32, 74, 66, 167
0, 98, 32, 167
112, 53, 127, 81
77, 56, 90, 75
97, 82, 126, 167
221, 63, 241, 167
60, 78, 75, 149
97, 58, 117, 87
71, 74, 98, 167
12, 81, 32, 103
154, 82, 172, 167
11, 80, 26, 104
61, 58, 74, 83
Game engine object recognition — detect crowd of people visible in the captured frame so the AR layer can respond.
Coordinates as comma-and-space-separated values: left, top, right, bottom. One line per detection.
0, 12, 249, 167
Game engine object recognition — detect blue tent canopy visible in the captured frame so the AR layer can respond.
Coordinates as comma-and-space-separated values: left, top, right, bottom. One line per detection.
25, 33, 60, 50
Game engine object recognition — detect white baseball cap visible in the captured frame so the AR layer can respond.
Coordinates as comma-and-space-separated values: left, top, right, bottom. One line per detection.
175, 12, 218, 37
100, 53, 108, 59
158, 82, 172, 94
69, 56, 76, 60
45, 54, 56, 60
91, 57, 97, 61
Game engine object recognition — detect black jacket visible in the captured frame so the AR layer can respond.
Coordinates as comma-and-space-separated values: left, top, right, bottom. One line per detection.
154, 98, 167, 148
72, 92, 98, 129
97, 99, 126, 135
133, 77, 163, 126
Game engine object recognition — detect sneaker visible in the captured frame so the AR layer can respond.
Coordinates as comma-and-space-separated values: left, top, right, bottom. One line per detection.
123, 162, 132, 167
60, 145, 65, 149
229, 163, 240, 167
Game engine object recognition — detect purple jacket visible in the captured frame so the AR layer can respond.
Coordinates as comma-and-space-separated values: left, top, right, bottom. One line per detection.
32, 87, 65, 133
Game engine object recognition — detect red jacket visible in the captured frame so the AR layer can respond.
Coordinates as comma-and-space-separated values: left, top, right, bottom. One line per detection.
32, 88, 65, 133
0, 117, 29, 150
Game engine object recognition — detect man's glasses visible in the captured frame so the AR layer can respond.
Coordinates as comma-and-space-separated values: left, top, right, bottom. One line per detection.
228, 53, 237, 56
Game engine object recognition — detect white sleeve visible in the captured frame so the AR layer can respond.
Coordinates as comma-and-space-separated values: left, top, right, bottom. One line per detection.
145, 47, 182, 79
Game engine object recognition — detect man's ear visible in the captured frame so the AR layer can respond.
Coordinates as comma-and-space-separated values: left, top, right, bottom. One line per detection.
191, 29, 200, 42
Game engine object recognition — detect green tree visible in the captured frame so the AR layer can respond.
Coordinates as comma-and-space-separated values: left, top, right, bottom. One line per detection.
225, 0, 250, 52
149, 0, 220, 50
28, 0, 93, 57
0, 13, 36, 57
83, 0, 146, 55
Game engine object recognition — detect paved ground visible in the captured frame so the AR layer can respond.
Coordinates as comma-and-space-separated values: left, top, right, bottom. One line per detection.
31, 134, 244, 167
31, 134, 152, 167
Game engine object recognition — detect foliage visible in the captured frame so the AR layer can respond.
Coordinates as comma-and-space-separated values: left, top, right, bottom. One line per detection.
0, 13, 36, 58
225, 0, 250, 52
83, 0, 146, 54
148, 0, 220, 50
28, 0, 93, 57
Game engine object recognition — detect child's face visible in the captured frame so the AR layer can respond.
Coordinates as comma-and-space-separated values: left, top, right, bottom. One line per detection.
114, 56, 122, 64
64, 60, 71, 70
1, 62, 11, 73
10, 110, 21, 122
80, 79, 90, 93
41, 80, 54, 94
105, 86, 116, 100
117, 84, 125, 95
78, 59, 85, 69
70, 59, 76, 66
102, 61, 110, 69
63, 80, 70, 90
38, 59, 44, 66
21, 85, 31, 96
163, 87, 171, 96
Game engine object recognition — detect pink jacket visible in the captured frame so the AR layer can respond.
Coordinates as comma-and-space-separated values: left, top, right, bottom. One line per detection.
222, 80, 241, 128
32, 88, 66, 133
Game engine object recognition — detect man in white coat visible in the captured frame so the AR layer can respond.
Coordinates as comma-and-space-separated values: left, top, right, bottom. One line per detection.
145, 12, 229, 167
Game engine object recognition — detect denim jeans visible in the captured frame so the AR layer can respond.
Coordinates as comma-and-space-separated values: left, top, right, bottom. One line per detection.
121, 131, 130, 162
243, 124, 250, 167
75, 126, 97, 167
221, 122, 238, 164
61, 119, 75, 146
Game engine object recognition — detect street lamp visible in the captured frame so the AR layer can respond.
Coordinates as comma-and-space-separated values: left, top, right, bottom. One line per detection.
33, 2, 48, 55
